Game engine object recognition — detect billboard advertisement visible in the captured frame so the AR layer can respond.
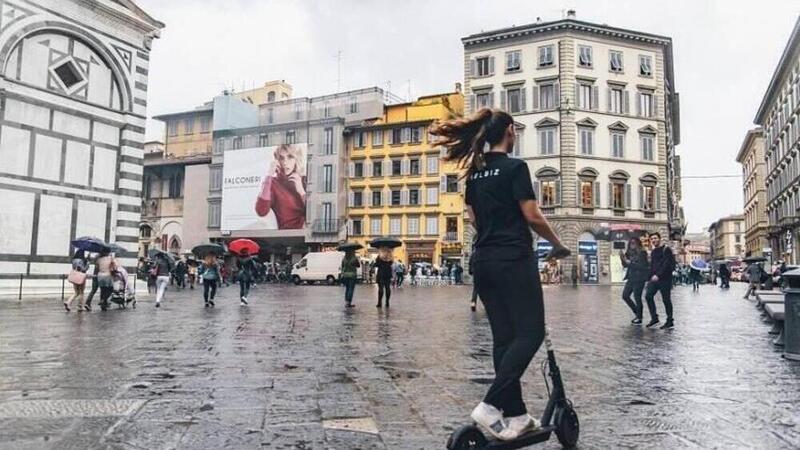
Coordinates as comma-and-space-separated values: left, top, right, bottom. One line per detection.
221, 144, 307, 231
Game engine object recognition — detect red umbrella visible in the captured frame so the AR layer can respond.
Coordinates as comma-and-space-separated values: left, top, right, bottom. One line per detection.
229, 239, 260, 256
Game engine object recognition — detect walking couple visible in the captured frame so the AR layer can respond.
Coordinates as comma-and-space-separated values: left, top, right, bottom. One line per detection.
620, 232, 675, 329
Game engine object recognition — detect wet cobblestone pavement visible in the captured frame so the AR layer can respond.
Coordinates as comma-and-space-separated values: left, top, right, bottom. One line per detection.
1, 281, 799, 449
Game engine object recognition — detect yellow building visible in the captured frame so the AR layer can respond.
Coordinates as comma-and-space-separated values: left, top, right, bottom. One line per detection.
346, 90, 465, 265
154, 80, 293, 158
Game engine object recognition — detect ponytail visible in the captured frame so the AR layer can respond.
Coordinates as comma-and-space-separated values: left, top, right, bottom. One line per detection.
429, 108, 514, 176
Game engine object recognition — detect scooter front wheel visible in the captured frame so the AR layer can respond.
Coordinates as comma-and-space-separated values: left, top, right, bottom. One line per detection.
447, 425, 487, 450
554, 405, 579, 448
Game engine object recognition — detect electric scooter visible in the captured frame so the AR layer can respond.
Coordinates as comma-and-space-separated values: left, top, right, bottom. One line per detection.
446, 328, 579, 449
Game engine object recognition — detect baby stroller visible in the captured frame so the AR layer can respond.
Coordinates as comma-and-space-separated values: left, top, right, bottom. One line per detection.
109, 266, 136, 309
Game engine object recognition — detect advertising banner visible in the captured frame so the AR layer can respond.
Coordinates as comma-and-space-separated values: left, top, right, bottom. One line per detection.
221, 144, 307, 231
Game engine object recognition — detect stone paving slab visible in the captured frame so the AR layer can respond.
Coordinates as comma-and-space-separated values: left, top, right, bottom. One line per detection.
1, 281, 799, 449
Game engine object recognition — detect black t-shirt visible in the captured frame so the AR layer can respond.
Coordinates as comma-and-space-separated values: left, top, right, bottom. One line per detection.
465, 153, 536, 261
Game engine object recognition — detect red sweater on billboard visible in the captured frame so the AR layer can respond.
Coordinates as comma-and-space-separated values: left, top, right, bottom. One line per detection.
254, 173, 305, 229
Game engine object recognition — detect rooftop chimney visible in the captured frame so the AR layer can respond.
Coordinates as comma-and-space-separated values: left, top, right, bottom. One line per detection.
455, 82, 462, 93
566, 9, 576, 19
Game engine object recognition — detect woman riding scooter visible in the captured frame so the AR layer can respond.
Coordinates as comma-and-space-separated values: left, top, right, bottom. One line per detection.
431, 108, 570, 441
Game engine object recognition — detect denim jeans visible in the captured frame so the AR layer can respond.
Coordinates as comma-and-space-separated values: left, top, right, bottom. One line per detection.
342, 278, 356, 304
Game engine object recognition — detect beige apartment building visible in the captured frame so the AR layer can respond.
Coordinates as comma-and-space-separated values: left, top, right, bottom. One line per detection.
757, 16, 800, 264
736, 128, 769, 258
461, 11, 682, 284
153, 80, 293, 158
708, 215, 745, 261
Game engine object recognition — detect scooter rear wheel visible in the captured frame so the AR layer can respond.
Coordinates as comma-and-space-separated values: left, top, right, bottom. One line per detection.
447, 425, 487, 450
554, 405, 579, 448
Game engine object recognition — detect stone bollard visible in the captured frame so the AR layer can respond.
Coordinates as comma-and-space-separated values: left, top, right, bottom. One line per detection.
781, 268, 800, 360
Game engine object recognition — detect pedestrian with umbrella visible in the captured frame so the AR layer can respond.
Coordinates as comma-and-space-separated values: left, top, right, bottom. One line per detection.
230, 239, 260, 306
70, 237, 108, 311
371, 237, 401, 308
338, 242, 362, 307
718, 261, 731, 289
65, 249, 89, 312
149, 249, 174, 308
193, 244, 224, 307
689, 259, 709, 292
95, 247, 115, 311
743, 257, 767, 299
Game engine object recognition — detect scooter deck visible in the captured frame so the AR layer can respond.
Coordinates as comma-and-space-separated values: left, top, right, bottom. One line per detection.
484, 425, 555, 449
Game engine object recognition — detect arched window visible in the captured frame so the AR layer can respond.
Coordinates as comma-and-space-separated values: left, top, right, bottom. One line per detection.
639, 173, 659, 212
168, 236, 181, 254
267, 91, 276, 103
5, 32, 125, 110
578, 168, 599, 208
534, 167, 560, 207
608, 170, 630, 211
139, 224, 152, 238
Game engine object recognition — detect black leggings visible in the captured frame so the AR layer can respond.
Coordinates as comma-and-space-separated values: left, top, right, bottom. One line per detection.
622, 277, 646, 319
203, 279, 217, 302
377, 279, 391, 304
474, 256, 545, 417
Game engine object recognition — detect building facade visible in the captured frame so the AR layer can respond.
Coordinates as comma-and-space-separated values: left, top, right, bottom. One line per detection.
758, 16, 800, 264
708, 215, 745, 261
461, 12, 681, 284
139, 152, 210, 257
345, 91, 465, 265
153, 80, 293, 159
0, 0, 162, 294
679, 232, 711, 264
208, 88, 386, 263
736, 127, 769, 258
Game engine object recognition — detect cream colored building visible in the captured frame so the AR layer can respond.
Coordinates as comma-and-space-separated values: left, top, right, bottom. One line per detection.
736, 128, 769, 258
758, 16, 800, 264
153, 80, 293, 158
708, 215, 745, 261
462, 11, 681, 284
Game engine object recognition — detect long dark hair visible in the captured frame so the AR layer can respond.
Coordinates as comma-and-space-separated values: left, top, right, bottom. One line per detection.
429, 108, 514, 175
72, 249, 85, 260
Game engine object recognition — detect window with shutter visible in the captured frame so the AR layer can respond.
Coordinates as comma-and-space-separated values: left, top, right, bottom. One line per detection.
538, 45, 554, 67
578, 45, 593, 67
593, 182, 601, 208
427, 156, 438, 174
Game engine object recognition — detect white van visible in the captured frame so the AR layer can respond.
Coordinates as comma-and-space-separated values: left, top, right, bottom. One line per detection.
291, 251, 344, 285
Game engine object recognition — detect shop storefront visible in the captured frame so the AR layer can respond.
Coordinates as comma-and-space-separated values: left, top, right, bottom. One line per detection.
577, 232, 598, 284
407, 241, 435, 265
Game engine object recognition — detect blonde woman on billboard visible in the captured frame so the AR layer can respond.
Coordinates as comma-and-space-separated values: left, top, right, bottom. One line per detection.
254, 144, 306, 229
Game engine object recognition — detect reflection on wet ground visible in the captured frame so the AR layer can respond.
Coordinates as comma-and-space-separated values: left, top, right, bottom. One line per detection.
1, 281, 799, 449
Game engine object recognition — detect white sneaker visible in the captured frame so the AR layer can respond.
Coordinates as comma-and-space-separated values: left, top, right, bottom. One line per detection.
502, 414, 541, 439
470, 402, 507, 440
240, 297, 248, 306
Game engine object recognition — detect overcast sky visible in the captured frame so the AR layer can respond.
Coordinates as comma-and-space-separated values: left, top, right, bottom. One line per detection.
136, 0, 799, 234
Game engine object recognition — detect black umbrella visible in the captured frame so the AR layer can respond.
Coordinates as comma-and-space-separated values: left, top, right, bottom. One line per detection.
192, 243, 225, 257
370, 237, 402, 249
337, 242, 363, 252
107, 242, 127, 254
71, 236, 109, 253
742, 256, 767, 264
148, 248, 175, 263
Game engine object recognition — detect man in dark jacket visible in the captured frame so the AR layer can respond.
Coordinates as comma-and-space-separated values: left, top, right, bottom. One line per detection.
644, 232, 675, 329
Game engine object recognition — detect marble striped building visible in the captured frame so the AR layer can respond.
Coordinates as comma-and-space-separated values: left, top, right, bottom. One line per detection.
0, 0, 162, 294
